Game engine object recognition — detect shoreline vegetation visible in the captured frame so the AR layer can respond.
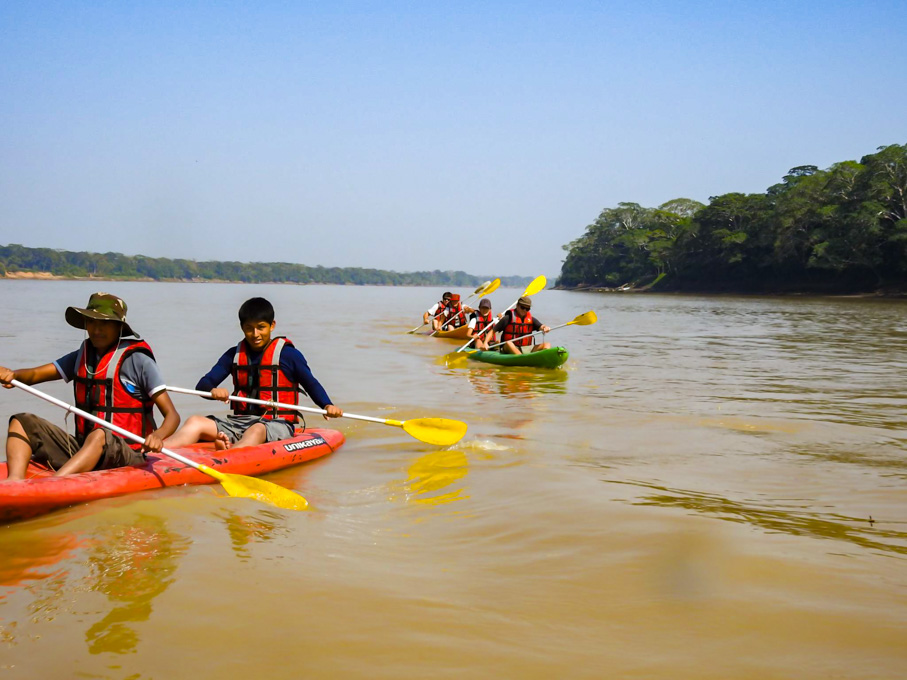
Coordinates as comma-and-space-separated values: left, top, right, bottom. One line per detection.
0, 245, 531, 288
555, 143, 907, 296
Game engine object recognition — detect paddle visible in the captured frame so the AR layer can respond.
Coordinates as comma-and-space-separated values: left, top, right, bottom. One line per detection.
10, 380, 310, 510
443, 275, 547, 361
166, 386, 468, 447
408, 280, 494, 334
430, 278, 501, 336
444, 310, 597, 367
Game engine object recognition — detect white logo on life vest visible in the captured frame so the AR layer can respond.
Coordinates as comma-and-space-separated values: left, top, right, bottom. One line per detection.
284, 437, 326, 452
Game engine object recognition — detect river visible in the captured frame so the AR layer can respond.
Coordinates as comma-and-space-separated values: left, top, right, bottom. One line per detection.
0, 280, 905, 679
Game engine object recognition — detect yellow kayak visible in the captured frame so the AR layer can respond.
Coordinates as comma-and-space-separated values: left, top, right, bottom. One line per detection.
429, 326, 471, 340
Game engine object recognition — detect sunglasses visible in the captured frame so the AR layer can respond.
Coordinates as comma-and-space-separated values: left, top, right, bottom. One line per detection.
517, 304, 530, 311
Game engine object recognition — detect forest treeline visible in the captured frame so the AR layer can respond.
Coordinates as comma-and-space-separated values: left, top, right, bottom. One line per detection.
0, 244, 531, 288
557, 143, 907, 293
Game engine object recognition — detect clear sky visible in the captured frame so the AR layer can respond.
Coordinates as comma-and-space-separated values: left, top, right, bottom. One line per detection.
1, 1, 904, 280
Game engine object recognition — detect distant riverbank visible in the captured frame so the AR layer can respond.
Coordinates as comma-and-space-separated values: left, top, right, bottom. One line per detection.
1, 244, 533, 288
2, 271, 343, 284
3, 271, 68, 280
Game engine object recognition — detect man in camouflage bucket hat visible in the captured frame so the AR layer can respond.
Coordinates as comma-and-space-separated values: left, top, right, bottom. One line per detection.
65, 292, 138, 337
0, 293, 180, 480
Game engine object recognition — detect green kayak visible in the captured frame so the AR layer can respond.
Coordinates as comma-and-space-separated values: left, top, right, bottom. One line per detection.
467, 346, 569, 368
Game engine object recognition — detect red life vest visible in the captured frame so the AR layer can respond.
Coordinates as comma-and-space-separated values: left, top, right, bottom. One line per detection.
72, 339, 156, 450
442, 304, 467, 329
432, 300, 448, 318
471, 310, 495, 338
500, 310, 534, 347
230, 337, 299, 423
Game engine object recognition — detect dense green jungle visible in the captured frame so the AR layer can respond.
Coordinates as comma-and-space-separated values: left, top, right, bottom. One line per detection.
557, 143, 907, 294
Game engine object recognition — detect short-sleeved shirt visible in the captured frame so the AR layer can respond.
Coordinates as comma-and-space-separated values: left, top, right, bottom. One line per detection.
467, 311, 492, 330
54, 343, 167, 401
426, 302, 444, 316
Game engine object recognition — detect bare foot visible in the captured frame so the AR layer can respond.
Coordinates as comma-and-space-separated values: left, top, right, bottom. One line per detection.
214, 432, 232, 451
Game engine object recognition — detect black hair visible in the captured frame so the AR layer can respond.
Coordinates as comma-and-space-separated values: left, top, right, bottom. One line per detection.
442, 291, 452, 299
238, 297, 275, 325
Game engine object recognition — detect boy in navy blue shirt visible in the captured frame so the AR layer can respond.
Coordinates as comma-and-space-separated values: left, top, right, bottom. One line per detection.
165, 297, 341, 450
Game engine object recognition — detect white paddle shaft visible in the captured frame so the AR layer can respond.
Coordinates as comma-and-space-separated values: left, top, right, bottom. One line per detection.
11, 379, 203, 470
165, 386, 390, 425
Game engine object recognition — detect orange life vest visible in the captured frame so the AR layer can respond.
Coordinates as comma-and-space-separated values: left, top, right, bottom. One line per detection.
441, 303, 467, 329
471, 310, 495, 339
432, 300, 448, 318
231, 337, 299, 422
500, 310, 534, 347
72, 339, 156, 450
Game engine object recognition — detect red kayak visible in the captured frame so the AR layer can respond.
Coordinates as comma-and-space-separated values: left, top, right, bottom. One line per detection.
0, 428, 343, 522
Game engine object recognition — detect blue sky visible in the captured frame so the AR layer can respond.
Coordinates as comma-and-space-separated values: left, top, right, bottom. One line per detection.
1, 1, 904, 279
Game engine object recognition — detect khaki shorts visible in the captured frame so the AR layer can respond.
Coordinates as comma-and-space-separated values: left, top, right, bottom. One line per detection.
11, 412, 146, 472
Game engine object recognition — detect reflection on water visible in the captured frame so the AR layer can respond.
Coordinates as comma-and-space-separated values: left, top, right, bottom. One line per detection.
391, 449, 470, 506
612, 479, 907, 557
83, 514, 190, 654
0, 511, 190, 657
789, 441, 907, 476
461, 364, 569, 398
218, 509, 289, 561
0, 530, 80, 592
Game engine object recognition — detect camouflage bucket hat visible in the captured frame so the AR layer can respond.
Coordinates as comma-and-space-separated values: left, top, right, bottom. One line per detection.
65, 292, 137, 337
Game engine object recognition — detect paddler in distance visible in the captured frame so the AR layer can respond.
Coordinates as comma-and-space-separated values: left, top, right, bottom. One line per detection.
423, 292, 452, 330
0, 292, 180, 480
433, 293, 471, 332
493, 296, 551, 354
467, 297, 497, 350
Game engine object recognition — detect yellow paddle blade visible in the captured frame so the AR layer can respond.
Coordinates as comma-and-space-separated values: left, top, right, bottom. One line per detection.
385, 417, 468, 445
403, 418, 468, 446
522, 275, 547, 297
481, 278, 501, 295
473, 280, 492, 294
198, 464, 309, 511
570, 310, 598, 326
405, 449, 469, 505
438, 350, 475, 367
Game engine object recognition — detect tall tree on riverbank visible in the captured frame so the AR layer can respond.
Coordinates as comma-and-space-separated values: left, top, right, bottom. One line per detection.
559, 199, 703, 288
557, 143, 907, 292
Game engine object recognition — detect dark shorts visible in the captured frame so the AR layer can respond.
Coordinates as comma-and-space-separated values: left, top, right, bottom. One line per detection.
11, 413, 146, 471
206, 414, 295, 444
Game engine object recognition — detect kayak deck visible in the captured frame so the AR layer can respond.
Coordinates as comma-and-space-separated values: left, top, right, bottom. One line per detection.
467, 346, 569, 368
427, 325, 471, 340
0, 428, 343, 522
